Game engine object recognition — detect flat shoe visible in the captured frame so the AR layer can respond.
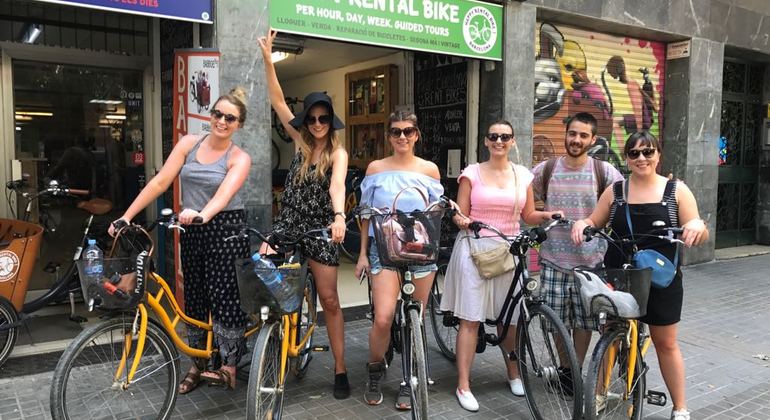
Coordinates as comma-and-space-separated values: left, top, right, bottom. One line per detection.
509, 378, 525, 396
178, 371, 201, 395
456, 388, 479, 412
200, 368, 235, 390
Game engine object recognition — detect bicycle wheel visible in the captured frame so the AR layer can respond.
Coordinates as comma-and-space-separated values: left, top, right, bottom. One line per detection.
428, 265, 457, 361
0, 298, 19, 368
517, 303, 583, 420
50, 315, 179, 420
293, 272, 317, 378
273, 111, 292, 143
583, 328, 645, 420
408, 307, 429, 419
272, 140, 281, 170
247, 322, 285, 420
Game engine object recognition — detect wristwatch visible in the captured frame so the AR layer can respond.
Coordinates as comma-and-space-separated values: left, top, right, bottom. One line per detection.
334, 211, 346, 220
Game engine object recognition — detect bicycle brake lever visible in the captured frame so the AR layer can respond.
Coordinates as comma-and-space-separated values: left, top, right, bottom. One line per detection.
168, 224, 186, 233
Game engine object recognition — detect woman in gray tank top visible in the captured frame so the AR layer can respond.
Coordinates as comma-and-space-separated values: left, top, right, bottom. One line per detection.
109, 88, 252, 393
260, 30, 352, 399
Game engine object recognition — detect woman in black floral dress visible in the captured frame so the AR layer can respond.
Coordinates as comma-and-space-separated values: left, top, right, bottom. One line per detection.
259, 30, 351, 399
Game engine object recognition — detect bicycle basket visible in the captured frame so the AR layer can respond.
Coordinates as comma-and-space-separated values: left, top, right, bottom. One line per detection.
574, 267, 652, 319
77, 251, 149, 311
235, 257, 306, 315
369, 208, 443, 267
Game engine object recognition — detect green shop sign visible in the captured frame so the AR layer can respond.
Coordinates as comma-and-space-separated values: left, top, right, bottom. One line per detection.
271, 0, 503, 61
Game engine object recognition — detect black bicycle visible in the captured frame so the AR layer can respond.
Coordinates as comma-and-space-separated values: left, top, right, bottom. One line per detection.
436, 215, 584, 420
359, 197, 454, 419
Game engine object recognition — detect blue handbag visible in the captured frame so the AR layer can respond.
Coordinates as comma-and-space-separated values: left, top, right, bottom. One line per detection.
624, 185, 679, 289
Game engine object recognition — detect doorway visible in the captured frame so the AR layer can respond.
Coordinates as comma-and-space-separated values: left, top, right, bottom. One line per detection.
12, 60, 145, 289
716, 60, 763, 248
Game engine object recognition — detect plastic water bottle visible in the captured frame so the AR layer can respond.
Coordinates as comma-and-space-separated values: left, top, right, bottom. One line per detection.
252, 253, 299, 312
83, 239, 104, 280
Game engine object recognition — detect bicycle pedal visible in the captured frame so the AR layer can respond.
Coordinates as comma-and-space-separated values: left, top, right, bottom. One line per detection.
646, 390, 667, 406
311, 345, 329, 352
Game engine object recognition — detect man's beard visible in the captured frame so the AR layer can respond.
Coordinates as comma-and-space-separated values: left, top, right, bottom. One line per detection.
565, 140, 589, 158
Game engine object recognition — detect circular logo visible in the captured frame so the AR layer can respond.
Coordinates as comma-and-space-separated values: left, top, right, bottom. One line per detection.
0, 250, 20, 282
201, 12, 210, 21
462, 7, 498, 54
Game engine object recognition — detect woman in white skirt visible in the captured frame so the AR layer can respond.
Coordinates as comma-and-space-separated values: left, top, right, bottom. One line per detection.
441, 120, 561, 412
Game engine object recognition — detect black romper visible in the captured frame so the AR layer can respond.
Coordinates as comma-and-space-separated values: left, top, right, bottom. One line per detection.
275, 153, 339, 266
605, 180, 682, 326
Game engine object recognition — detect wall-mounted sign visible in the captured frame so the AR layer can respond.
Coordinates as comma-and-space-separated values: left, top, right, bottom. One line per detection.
172, 49, 220, 308
271, 0, 503, 61
666, 40, 691, 60
34, 0, 213, 24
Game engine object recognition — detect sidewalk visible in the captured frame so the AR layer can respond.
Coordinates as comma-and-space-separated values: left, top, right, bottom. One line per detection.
1, 254, 770, 419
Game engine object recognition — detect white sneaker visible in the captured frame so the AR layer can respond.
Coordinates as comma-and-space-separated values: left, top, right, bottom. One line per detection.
456, 388, 479, 412
671, 409, 691, 420
509, 378, 525, 396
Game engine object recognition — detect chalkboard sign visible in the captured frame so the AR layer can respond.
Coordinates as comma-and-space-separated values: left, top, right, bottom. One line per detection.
414, 54, 467, 193
414, 54, 467, 246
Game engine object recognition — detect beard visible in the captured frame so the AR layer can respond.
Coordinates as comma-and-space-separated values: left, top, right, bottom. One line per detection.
564, 140, 589, 158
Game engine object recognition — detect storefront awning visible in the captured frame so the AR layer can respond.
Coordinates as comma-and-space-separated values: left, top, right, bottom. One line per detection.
33, 0, 213, 24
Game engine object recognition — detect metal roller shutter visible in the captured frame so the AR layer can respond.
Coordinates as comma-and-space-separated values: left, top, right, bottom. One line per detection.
533, 21, 666, 169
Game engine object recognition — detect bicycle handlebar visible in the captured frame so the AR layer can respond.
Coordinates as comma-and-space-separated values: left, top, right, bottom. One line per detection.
224, 225, 332, 251
466, 214, 570, 255
582, 225, 684, 246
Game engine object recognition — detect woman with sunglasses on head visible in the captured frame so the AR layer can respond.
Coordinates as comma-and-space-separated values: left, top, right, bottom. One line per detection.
109, 87, 252, 393
440, 120, 560, 412
355, 110, 444, 410
258, 30, 351, 399
571, 131, 708, 420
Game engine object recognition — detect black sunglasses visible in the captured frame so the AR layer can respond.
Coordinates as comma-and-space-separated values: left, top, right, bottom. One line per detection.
210, 109, 239, 124
486, 133, 514, 142
627, 147, 656, 160
388, 127, 419, 138
305, 114, 332, 125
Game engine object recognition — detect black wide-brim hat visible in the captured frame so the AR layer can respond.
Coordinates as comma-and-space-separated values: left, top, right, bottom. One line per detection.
289, 91, 345, 130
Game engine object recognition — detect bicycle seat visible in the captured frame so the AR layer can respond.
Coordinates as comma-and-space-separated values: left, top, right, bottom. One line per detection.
77, 198, 113, 215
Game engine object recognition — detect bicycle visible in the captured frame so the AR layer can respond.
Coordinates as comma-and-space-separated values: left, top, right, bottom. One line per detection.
235, 225, 332, 420
440, 215, 584, 420
358, 197, 453, 419
576, 223, 684, 419
273, 96, 301, 143
338, 166, 365, 263
426, 246, 456, 361
0, 178, 109, 367
48, 210, 261, 419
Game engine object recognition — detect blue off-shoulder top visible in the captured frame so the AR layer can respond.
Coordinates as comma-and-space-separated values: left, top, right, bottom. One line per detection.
359, 171, 444, 237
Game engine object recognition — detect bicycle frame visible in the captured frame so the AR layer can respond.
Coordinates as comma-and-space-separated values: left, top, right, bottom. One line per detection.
598, 318, 652, 399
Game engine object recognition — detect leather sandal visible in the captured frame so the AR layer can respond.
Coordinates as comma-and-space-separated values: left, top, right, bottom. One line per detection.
201, 368, 235, 390
178, 371, 202, 394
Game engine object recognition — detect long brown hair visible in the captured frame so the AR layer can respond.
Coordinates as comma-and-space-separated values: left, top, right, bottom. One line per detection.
295, 104, 342, 183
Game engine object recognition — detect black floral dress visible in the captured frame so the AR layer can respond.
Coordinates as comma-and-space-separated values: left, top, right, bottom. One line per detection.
275, 153, 339, 266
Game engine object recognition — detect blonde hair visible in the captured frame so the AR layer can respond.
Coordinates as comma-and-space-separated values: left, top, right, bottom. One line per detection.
295, 107, 342, 183
212, 87, 248, 126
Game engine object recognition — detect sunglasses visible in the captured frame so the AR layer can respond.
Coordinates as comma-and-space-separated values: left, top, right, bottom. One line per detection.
486, 133, 514, 142
210, 109, 239, 124
305, 115, 332, 125
388, 127, 419, 138
627, 148, 656, 160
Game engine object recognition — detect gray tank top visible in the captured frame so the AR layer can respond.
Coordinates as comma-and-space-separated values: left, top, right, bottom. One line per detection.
179, 134, 244, 211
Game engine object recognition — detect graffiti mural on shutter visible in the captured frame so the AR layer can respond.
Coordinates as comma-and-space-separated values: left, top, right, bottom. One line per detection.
533, 22, 666, 170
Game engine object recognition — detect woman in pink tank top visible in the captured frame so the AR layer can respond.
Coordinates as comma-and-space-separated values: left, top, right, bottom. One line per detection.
440, 120, 560, 412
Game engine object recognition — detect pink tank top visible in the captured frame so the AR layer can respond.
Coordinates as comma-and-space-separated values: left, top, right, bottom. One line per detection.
459, 163, 534, 236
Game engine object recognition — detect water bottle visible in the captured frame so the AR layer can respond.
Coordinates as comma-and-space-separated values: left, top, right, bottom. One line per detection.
252, 253, 299, 312
83, 239, 104, 282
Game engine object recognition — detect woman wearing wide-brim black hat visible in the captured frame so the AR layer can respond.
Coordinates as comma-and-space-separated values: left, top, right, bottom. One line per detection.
259, 29, 351, 399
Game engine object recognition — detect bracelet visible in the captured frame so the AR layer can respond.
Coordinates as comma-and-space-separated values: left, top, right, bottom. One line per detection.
334, 211, 346, 220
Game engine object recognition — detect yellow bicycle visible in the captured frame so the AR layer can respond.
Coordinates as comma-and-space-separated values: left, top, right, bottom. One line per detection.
49, 210, 261, 420
233, 225, 330, 420
576, 224, 683, 419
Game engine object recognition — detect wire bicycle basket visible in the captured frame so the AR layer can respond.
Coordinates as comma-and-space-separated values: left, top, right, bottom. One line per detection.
369, 207, 444, 267
235, 256, 306, 315
575, 266, 652, 319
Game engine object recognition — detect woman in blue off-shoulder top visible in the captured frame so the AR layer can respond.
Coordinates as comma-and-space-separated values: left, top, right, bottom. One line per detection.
356, 110, 443, 410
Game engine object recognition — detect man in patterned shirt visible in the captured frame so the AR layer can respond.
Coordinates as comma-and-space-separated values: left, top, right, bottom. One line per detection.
532, 112, 623, 394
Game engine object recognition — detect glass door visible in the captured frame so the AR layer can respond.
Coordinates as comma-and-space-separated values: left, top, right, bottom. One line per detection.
12, 60, 145, 290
